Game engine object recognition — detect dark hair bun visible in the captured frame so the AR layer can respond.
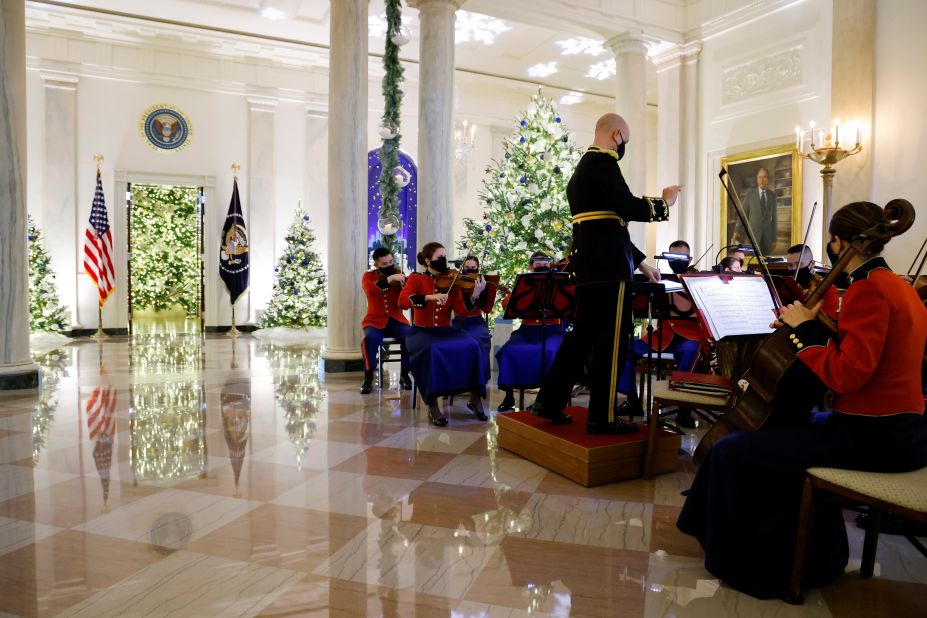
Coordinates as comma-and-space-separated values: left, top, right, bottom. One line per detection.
417, 251, 427, 266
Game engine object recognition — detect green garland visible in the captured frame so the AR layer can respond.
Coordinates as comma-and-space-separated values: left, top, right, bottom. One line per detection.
259, 205, 328, 328
458, 92, 582, 318
376, 0, 405, 256
28, 216, 69, 332
130, 185, 200, 315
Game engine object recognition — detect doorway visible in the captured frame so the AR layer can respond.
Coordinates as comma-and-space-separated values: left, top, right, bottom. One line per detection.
127, 183, 205, 335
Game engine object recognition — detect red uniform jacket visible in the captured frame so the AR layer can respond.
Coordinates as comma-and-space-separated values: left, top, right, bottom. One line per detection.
399, 272, 471, 328
361, 270, 410, 330
789, 258, 927, 416
454, 278, 497, 319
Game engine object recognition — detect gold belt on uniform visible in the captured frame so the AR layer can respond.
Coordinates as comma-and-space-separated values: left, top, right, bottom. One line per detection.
571, 210, 627, 226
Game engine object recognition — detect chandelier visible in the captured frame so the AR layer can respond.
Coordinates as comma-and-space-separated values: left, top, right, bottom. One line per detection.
455, 120, 476, 161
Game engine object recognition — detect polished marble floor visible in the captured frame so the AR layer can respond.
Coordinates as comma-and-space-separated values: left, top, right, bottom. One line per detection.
1, 334, 925, 617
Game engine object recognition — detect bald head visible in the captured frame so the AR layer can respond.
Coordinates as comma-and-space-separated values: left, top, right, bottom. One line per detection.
593, 113, 630, 151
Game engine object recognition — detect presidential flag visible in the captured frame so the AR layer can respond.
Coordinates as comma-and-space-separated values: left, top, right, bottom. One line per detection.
83, 170, 116, 307
219, 178, 249, 304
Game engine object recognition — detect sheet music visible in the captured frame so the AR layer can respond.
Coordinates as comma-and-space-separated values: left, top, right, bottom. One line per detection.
660, 280, 684, 293
680, 275, 776, 340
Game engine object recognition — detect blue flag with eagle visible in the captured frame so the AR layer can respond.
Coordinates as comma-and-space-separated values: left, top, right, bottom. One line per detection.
220, 178, 249, 304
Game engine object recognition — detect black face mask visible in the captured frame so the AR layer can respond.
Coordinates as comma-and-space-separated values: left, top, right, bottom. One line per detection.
826, 243, 840, 267
668, 259, 689, 275
795, 266, 813, 287
533, 266, 550, 272
378, 266, 395, 276
615, 131, 627, 161
429, 256, 448, 273
463, 268, 479, 274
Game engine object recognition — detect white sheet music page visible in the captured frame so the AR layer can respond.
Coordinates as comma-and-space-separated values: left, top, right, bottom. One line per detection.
679, 274, 776, 340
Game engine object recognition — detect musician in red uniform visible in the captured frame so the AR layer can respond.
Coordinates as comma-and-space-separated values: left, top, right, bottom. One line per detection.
453, 255, 494, 386
496, 252, 566, 412
787, 243, 840, 320
399, 242, 488, 426
678, 201, 927, 600
360, 247, 412, 394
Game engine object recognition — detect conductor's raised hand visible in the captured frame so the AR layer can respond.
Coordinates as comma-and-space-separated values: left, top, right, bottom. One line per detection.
662, 185, 684, 207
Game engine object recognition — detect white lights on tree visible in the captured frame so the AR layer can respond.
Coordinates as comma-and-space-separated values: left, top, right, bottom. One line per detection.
586, 58, 616, 81
455, 11, 510, 45
555, 37, 606, 57
527, 62, 558, 78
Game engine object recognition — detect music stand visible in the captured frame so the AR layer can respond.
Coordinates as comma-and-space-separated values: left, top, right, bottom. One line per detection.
503, 271, 576, 386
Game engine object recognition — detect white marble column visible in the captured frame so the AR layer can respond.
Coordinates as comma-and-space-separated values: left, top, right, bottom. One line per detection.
409, 0, 462, 250
607, 32, 651, 251
0, 0, 38, 389
41, 70, 79, 329
247, 95, 277, 324
654, 43, 700, 253
323, 0, 367, 372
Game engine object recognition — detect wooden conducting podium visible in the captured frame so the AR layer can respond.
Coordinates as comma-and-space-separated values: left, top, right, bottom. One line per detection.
496, 271, 680, 486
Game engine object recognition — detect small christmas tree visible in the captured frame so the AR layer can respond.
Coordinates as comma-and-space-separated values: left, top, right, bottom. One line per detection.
259, 206, 328, 328
28, 216, 70, 332
458, 92, 582, 309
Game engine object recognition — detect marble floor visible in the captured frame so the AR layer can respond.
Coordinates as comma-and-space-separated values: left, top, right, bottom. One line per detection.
0, 334, 925, 617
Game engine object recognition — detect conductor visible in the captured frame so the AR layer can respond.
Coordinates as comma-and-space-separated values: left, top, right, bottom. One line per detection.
532, 113, 682, 433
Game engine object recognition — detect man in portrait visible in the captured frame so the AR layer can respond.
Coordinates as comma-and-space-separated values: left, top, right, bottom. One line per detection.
732, 166, 777, 255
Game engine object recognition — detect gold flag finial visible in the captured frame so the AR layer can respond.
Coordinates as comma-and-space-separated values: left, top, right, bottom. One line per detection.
231, 163, 240, 176
93, 154, 104, 169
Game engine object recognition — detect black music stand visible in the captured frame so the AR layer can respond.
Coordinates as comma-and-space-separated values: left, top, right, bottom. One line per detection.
503, 271, 576, 387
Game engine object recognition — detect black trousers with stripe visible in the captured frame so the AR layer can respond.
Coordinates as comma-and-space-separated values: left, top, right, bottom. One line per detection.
536, 280, 632, 425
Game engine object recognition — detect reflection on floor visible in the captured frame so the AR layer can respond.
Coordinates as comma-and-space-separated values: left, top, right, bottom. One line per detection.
0, 334, 924, 617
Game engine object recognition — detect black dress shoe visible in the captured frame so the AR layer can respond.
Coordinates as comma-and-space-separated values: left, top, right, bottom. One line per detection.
428, 404, 448, 427
586, 419, 639, 435
399, 373, 413, 391
530, 400, 573, 425
360, 378, 373, 395
497, 393, 516, 412
617, 399, 643, 419
467, 402, 489, 421
674, 407, 697, 429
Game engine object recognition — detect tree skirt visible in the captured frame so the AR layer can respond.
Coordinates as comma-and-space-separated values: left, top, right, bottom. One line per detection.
252, 326, 327, 347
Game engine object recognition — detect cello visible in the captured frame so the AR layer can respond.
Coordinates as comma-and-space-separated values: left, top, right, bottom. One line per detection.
693, 173, 915, 464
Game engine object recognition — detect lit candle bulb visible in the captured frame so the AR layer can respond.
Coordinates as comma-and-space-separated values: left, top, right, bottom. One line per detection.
834, 118, 840, 145
856, 125, 861, 146
809, 121, 816, 148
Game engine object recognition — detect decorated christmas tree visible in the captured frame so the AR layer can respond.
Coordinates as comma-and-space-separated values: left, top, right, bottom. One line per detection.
259, 206, 327, 328
458, 92, 582, 302
31, 348, 69, 463
28, 216, 69, 332
129, 185, 200, 315
264, 345, 323, 469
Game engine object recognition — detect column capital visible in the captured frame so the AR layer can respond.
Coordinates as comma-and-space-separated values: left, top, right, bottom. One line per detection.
605, 32, 650, 58
247, 95, 278, 112
39, 69, 79, 89
407, 0, 464, 11
652, 42, 702, 72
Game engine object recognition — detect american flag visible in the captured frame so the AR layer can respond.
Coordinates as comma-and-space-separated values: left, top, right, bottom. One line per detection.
83, 170, 116, 307
87, 383, 116, 440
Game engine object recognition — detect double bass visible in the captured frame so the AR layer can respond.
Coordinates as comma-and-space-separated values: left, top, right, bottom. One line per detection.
693, 172, 915, 464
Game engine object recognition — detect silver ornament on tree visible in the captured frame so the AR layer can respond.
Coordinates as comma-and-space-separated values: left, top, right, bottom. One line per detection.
392, 166, 411, 188
377, 213, 402, 236
390, 25, 411, 47
379, 125, 398, 140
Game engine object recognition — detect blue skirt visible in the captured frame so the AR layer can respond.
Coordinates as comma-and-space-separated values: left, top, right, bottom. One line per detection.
454, 316, 491, 383
496, 324, 564, 389
406, 325, 487, 403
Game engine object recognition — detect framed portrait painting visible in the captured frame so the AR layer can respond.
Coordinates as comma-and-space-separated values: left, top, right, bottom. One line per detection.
720, 144, 802, 257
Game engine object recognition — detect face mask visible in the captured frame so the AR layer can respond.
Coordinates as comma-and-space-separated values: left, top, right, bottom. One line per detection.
378, 266, 395, 276
463, 267, 479, 274
668, 259, 689, 275
826, 241, 841, 267
795, 266, 813, 287
533, 266, 550, 272
615, 131, 627, 161
429, 256, 448, 273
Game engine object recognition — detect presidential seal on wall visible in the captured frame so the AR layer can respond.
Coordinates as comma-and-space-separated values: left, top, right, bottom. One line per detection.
140, 104, 192, 152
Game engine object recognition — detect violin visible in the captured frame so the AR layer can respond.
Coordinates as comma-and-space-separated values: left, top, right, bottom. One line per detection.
434, 269, 511, 295
378, 266, 406, 286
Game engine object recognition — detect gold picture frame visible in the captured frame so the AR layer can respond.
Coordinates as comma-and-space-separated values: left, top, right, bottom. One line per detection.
720, 144, 802, 257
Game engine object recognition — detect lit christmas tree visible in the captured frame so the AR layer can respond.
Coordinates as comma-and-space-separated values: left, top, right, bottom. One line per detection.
264, 345, 323, 469
458, 92, 582, 305
28, 216, 69, 332
259, 205, 327, 328
130, 185, 200, 315
31, 348, 69, 463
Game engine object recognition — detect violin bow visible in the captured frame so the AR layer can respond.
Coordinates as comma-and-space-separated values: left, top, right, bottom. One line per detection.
794, 201, 818, 282
692, 243, 714, 269
906, 230, 927, 281
719, 168, 783, 310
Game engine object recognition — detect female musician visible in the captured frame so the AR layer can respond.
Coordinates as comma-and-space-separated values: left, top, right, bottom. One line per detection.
453, 255, 493, 386
399, 242, 489, 426
677, 201, 927, 600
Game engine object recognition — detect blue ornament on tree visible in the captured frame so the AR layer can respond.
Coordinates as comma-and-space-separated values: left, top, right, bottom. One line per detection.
520, 120, 527, 127
519, 177, 526, 184
555, 117, 561, 123
293, 289, 299, 295
303, 215, 310, 221
301, 258, 308, 266
519, 137, 526, 143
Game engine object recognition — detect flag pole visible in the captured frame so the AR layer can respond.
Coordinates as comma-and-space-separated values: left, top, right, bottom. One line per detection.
91, 154, 109, 341
226, 163, 242, 338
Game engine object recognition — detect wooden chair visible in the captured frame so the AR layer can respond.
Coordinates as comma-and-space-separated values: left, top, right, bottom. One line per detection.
787, 465, 927, 604
644, 380, 729, 479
